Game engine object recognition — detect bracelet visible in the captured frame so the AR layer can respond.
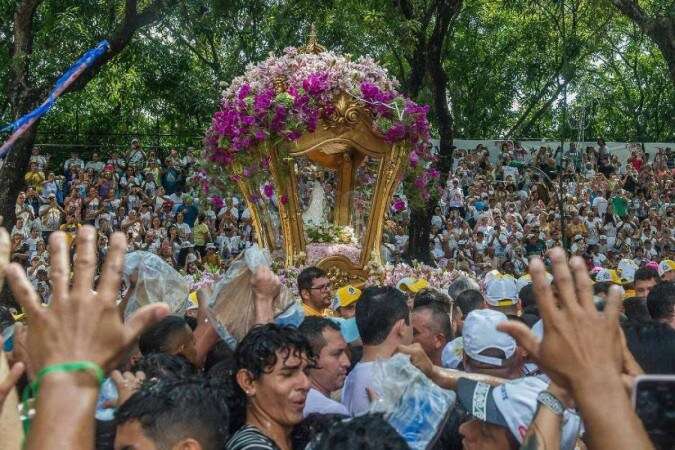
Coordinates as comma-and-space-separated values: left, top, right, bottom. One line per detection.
21, 361, 104, 435
536, 390, 565, 416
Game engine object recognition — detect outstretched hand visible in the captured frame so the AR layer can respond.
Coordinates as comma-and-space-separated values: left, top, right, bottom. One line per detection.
497, 248, 624, 392
5, 227, 169, 373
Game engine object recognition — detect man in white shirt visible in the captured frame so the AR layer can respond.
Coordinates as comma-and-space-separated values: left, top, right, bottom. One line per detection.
341, 286, 412, 416
298, 317, 351, 417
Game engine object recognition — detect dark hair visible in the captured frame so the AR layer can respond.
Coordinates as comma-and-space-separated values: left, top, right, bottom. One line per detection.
455, 289, 484, 316
622, 321, 675, 374
299, 316, 341, 356
292, 413, 347, 449
646, 282, 675, 321
131, 353, 197, 380
356, 286, 409, 346
623, 297, 652, 322
634, 267, 659, 283
412, 302, 454, 341
413, 288, 452, 313
204, 340, 236, 372
115, 378, 231, 450
593, 281, 612, 295
518, 284, 537, 310
297, 266, 327, 292
447, 276, 479, 300
138, 315, 190, 355
310, 413, 409, 450
235, 324, 315, 380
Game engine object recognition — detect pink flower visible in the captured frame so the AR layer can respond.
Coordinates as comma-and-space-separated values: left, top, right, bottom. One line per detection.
409, 151, 420, 167
263, 183, 275, 198
302, 72, 329, 96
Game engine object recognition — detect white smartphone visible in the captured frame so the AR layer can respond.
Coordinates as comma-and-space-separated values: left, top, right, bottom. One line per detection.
632, 374, 675, 449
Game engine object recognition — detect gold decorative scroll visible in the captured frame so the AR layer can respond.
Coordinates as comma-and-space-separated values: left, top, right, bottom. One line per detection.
235, 179, 272, 251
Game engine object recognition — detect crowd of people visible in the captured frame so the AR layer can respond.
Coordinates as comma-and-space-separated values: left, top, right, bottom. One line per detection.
0, 138, 673, 450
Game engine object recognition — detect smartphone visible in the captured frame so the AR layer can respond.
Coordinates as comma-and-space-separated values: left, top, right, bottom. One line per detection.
632, 375, 675, 449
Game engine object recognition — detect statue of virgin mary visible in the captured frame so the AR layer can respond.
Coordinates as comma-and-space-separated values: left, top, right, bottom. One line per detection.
302, 179, 327, 225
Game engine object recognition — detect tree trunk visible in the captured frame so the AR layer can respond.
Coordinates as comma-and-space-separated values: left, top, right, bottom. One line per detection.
403, 0, 460, 266
0, 124, 39, 228
611, 0, 675, 85
406, 202, 437, 264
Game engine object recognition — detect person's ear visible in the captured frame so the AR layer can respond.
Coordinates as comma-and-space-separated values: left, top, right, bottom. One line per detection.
235, 369, 256, 397
173, 438, 203, 450
299, 289, 309, 302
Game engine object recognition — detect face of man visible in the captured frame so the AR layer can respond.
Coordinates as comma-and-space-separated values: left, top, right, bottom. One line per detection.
247, 350, 311, 427
634, 277, 658, 299
663, 271, 675, 283
412, 309, 446, 365
301, 277, 332, 310
459, 419, 515, 450
310, 328, 350, 395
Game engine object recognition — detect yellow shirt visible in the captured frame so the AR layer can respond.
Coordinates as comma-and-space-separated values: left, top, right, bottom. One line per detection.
303, 302, 335, 318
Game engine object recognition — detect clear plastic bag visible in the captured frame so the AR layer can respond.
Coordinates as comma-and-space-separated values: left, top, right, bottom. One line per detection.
208, 244, 296, 343
122, 251, 190, 319
370, 354, 457, 450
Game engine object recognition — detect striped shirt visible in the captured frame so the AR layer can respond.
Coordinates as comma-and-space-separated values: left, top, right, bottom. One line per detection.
225, 425, 280, 450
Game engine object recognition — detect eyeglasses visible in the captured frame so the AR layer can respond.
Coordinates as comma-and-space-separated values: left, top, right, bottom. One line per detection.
309, 283, 332, 292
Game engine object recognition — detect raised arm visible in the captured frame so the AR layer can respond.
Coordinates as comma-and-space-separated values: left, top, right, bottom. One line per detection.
5, 227, 168, 450
498, 249, 653, 450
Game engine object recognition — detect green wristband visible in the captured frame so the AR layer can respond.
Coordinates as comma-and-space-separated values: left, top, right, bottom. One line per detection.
21, 361, 105, 435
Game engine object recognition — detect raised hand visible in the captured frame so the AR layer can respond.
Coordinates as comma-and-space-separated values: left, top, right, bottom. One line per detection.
497, 248, 623, 391
498, 248, 653, 450
110, 370, 146, 407
5, 227, 169, 373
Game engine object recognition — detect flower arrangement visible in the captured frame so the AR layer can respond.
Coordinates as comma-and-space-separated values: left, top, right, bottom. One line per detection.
305, 223, 357, 244
305, 243, 361, 265
366, 257, 475, 292
204, 46, 437, 206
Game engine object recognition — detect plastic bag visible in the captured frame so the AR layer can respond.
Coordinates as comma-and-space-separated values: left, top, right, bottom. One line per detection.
122, 251, 190, 319
208, 244, 295, 343
370, 354, 456, 450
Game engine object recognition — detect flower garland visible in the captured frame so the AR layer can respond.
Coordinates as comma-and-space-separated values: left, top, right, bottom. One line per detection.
204, 46, 438, 206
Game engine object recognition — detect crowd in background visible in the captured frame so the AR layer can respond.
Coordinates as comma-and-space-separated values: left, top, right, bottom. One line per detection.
1, 138, 673, 450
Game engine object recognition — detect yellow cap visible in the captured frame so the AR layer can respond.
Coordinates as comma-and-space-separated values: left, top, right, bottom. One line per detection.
396, 277, 429, 293
335, 285, 362, 308
188, 291, 198, 307
623, 289, 636, 300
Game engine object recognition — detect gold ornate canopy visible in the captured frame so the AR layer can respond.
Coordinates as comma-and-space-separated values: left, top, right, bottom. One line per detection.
232, 33, 410, 286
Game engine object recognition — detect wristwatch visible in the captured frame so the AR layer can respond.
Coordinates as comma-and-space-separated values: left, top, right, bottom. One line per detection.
537, 390, 565, 416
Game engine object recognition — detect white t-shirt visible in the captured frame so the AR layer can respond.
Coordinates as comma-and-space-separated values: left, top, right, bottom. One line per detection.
592, 196, 608, 217
303, 388, 350, 417
341, 361, 377, 416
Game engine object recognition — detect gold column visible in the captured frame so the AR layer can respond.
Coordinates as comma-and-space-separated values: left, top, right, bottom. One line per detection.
335, 151, 354, 226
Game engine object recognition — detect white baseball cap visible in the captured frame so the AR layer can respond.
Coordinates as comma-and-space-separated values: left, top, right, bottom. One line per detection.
658, 259, 675, 277
462, 310, 516, 367
456, 377, 581, 450
484, 273, 518, 306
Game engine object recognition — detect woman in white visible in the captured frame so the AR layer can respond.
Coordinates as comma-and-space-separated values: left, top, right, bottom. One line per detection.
303, 179, 327, 225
